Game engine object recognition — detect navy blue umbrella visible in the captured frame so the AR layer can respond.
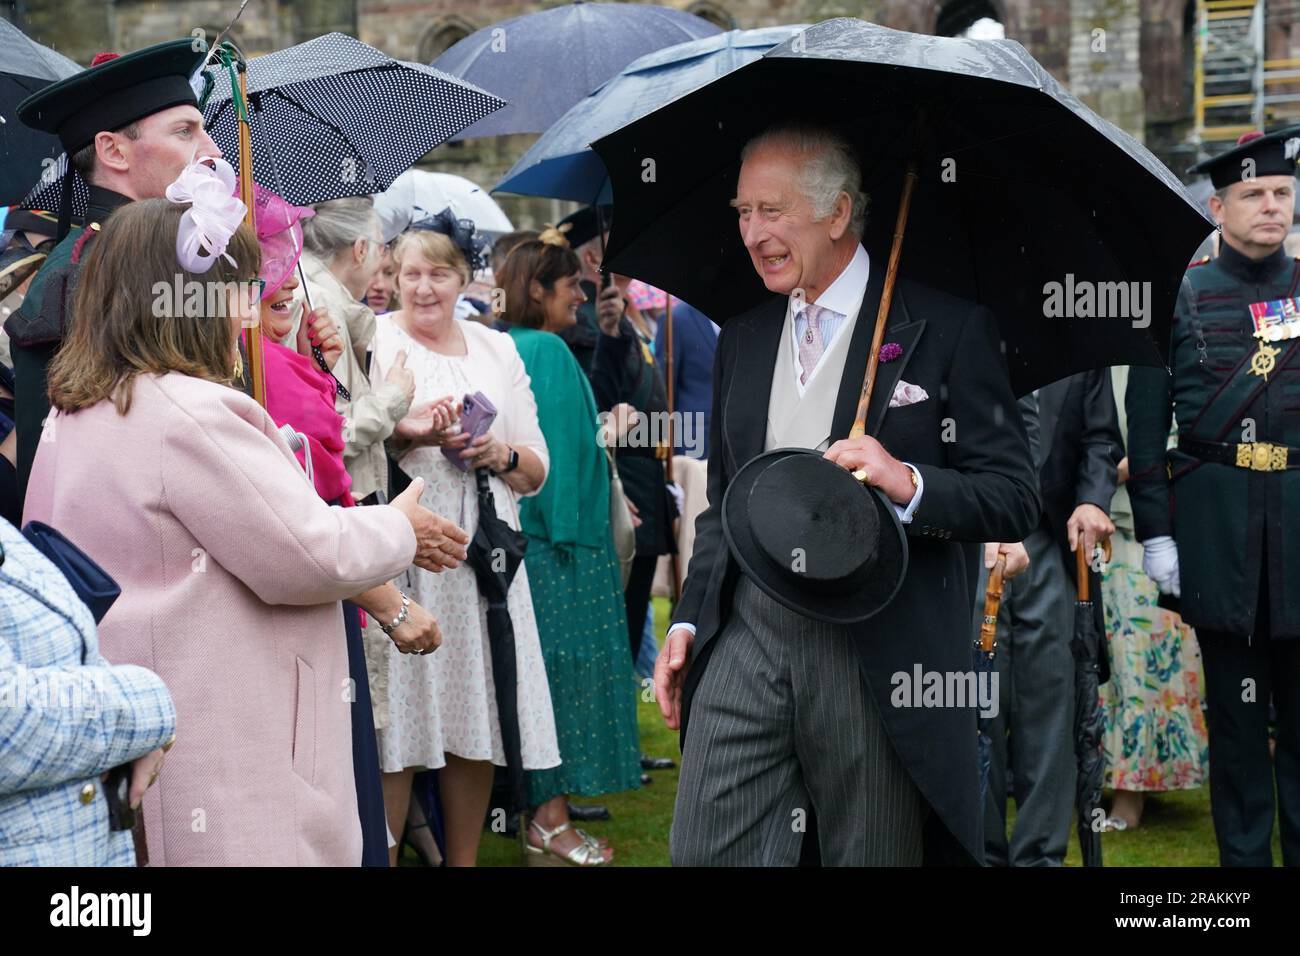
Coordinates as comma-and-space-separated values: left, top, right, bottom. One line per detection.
431, 1, 721, 141
0, 19, 80, 207
495, 25, 802, 204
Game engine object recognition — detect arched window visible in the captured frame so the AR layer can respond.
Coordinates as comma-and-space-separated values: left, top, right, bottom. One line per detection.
419, 15, 476, 66
936, 0, 1006, 40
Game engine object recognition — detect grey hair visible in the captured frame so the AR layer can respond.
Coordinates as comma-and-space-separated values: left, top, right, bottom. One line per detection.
302, 196, 381, 259
740, 124, 868, 237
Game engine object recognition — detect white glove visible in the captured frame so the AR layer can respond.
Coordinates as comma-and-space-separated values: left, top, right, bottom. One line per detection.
667, 481, 684, 517
1141, 535, 1181, 597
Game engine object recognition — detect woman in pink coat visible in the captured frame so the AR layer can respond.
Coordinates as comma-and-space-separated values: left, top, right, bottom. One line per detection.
24, 168, 468, 866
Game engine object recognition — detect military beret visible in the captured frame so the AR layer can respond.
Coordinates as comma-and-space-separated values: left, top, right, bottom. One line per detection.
17, 38, 206, 154
1189, 126, 1300, 189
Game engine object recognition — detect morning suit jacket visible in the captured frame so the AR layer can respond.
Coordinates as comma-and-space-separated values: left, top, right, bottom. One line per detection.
1034, 371, 1123, 669
676, 265, 1041, 865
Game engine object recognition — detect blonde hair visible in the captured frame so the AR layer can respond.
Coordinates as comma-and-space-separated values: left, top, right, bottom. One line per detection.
391, 230, 470, 286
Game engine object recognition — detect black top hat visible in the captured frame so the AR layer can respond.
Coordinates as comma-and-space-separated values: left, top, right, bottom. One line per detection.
722, 448, 908, 625
1189, 126, 1300, 189
18, 39, 206, 154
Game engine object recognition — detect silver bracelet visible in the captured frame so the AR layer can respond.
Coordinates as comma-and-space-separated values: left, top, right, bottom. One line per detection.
379, 591, 411, 636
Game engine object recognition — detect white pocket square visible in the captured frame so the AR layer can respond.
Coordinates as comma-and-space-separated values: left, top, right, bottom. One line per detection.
889, 380, 929, 408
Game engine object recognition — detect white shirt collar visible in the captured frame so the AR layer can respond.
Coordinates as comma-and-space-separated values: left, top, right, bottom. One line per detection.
787, 242, 870, 319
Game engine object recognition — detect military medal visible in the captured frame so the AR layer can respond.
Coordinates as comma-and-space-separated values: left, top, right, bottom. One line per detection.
1248, 297, 1300, 342
1247, 297, 1300, 379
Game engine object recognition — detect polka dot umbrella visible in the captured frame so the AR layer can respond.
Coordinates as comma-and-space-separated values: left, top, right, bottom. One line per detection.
23, 33, 506, 216
201, 33, 505, 207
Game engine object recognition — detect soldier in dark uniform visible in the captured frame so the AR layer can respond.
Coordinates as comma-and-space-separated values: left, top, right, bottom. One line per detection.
1127, 127, 1300, 866
5, 39, 219, 502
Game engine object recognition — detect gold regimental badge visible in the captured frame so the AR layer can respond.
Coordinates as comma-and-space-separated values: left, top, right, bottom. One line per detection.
1250, 340, 1282, 380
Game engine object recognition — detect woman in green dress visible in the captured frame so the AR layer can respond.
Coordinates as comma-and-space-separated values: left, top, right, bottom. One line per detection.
496, 230, 642, 865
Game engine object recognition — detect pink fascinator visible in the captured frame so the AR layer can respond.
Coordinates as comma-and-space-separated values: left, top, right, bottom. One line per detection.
165, 158, 247, 274
242, 181, 314, 300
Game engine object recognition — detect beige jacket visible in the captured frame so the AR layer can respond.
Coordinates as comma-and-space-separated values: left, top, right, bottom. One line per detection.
297, 252, 411, 500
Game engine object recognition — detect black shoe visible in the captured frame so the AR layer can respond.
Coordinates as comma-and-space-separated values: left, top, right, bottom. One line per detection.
567, 803, 611, 822
641, 754, 677, 771
641, 773, 653, 785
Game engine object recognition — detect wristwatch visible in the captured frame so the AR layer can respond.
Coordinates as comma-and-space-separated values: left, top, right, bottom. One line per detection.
501, 447, 520, 473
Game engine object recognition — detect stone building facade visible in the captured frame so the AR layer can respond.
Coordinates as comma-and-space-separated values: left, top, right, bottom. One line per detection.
6, 0, 1300, 227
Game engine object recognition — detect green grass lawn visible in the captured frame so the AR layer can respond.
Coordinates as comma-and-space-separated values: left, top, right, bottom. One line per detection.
427, 598, 1282, 867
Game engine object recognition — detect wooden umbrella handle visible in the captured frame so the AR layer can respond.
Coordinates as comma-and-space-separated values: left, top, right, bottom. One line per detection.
979, 555, 1007, 654
848, 159, 919, 439
1075, 538, 1113, 600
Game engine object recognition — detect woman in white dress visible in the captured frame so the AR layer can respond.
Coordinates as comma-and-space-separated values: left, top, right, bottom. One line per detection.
373, 228, 560, 866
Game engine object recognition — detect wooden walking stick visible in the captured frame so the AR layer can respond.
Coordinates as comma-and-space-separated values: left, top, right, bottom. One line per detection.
980, 554, 1007, 655
848, 159, 918, 439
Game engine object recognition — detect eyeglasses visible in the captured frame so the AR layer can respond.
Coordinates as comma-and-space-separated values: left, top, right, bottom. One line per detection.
243, 278, 267, 304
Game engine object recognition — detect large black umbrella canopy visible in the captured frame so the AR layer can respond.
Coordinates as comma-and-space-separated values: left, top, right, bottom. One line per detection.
593, 18, 1215, 395
0, 19, 81, 206
201, 33, 505, 206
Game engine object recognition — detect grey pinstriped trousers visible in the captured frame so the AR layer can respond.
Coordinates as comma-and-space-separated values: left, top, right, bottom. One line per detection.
670, 576, 927, 866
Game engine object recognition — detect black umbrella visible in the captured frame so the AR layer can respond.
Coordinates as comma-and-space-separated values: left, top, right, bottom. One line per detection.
23, 33, 505, 216
1072, 542, 1109, 867
592, 18, 1215, 395
0, 19, 80, 207
466, 466, 530, 814
975, 555, 1007, 801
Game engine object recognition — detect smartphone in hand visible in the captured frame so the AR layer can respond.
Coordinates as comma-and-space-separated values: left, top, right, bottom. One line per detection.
442, 391, 498, 472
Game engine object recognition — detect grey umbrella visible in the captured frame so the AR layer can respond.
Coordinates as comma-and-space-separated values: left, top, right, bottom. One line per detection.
431, 1, 720, 141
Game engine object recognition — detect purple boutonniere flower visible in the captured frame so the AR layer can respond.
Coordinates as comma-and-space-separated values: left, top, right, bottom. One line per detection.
879, 342, 902, 363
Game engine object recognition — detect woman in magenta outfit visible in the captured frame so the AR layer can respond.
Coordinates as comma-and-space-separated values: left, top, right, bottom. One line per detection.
250, 186, 448, 865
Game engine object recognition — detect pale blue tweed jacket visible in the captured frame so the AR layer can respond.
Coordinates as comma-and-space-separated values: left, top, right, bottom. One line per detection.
0, 518, 175, 866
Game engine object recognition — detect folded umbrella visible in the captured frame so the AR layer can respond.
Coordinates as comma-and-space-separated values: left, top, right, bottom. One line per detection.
466, 467, 530, 814
975, 555, 1007, 801
593, 18, 1215, 393
1072, 542, 1110, 867
432, 1, 720, 141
